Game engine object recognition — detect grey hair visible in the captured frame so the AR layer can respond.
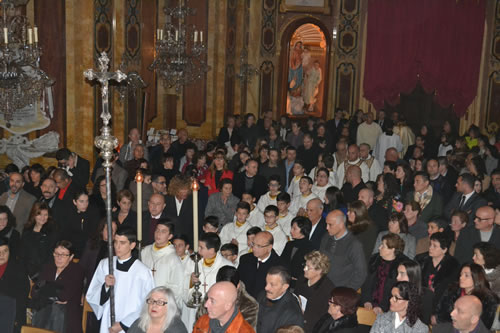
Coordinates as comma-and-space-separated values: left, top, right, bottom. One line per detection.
138, 287, 178, 331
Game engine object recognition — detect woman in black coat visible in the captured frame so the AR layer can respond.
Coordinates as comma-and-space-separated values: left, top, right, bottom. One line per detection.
0, 237, 30, 333
34, 240, 85, 333
89, 175, 117, 219
434, 263, 499, 329
281, 216, 315, 285
361, 233, 408, 314
19, 201, 59, 279
0, 205, 20, 258
295, 251, 336, 333
313, 287, 369, 333
112, 189, 137, 230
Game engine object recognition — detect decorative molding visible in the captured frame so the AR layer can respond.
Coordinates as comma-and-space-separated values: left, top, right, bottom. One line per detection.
259, 60, 274, 115
261, 0, 277, 57
124, 0, 141, 63
224, 0, 237, 118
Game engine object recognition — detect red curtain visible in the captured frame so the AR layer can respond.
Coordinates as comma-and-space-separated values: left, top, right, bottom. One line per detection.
363, 0, 486, 117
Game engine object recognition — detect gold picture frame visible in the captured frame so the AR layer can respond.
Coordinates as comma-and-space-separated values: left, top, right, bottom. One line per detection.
279, 0, 331, 14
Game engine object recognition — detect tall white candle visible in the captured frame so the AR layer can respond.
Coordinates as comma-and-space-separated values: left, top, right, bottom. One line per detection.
157, 29, 160, 41
200, 31, 203, 43
136, 171, 143, 242
192, 180, 199, 252
160, 29, 163, 41
28, 28, 32, 45
175, 30, 179, 41
194, 30, 198, 43
3, 28, 7, 44
34, 26, 38, 43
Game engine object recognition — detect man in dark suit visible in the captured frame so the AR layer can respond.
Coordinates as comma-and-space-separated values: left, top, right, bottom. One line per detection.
341, 165, 366, 204
305, 198, 326, 249
376, 109, 393, 133
326, 108, 346, 144
444, 173, 487, 225
483, 168, 500, 209
163, 184, 197, 246
56, 148, 90, 189
0, 172, 36, 233
438, 156, 458, 191
405, 171, 443, 225
358, 188, 388, 232
232, 159, 267, 201
141, 193, 167, 246
52, 168, 83, 230
454, 206, 500, 264
279, 146, 296, 192
427, 158, 453, 205
237, 231, 281, 298
296, 134, 321, 175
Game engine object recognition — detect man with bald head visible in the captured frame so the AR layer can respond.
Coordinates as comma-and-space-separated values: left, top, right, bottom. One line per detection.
305, 198, 326, 248
455, 205, 500, 264
341, 165, 367, 203
194, 281, 255, 332
433, 295, 489, 333
0, 172, 36, 233
358, 188, 388, 232
384, 147, 399, 163
319, 210, 367, 290
141, 193, 167, 245
238, 231, 281, 298
336, 144, 370, 186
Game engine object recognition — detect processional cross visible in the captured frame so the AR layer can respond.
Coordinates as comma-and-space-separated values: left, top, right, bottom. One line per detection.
84, 52, 127, 324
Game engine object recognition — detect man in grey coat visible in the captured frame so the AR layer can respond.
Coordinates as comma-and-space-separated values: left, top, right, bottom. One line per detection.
319, 210, 367, 290
0, 172, 36, 233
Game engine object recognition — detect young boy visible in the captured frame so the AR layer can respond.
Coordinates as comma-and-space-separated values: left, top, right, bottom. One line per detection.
203, 216, 220, 234
241, 191, 265, 228
87, 227, 155, 333
263, 205, 288, 255
246, 226, 262, 253
289, 176, 318, 216
220, 243, 239, 266
416, 218, 447, 255
276, 192, 293, 238
257, 175, 281, 213
219, 202, 252, 254
287, 160, 306, 200
141, 220, 184, 307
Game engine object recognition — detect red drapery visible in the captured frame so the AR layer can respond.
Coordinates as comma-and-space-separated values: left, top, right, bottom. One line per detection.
363, 0, 486, 117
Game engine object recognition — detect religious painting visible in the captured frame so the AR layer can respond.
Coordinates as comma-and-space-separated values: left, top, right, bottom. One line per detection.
286, 23, 327, 117
280, 0, 331, 14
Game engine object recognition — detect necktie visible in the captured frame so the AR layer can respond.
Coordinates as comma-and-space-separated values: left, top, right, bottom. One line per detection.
257, 260, 262, 269
458, 195, 466, 209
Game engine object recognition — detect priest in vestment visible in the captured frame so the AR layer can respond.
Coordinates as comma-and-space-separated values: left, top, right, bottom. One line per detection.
86, 227, 155, 333
140, 220, 185, 308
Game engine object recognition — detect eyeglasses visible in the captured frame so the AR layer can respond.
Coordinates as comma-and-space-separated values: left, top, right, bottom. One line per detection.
53, 252, 70, 258
390, 295, 406, 302
146, 298, 168, 306
474, 216, 493, 222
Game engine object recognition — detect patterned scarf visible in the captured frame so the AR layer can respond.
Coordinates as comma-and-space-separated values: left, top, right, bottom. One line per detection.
414, 185, 433, 211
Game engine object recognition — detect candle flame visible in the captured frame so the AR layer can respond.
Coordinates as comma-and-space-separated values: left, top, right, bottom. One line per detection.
135, 170, 144, 183
192, 179, 199, 191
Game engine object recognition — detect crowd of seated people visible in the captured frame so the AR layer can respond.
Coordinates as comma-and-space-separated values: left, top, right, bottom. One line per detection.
0, 109, 499, 333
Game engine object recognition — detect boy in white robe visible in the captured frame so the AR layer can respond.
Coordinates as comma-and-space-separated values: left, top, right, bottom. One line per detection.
172, 234, 192, 273
241, 192, 265, 228
256, 175, 281, 213
289, 176, 318, 216
276, 192, 293, 238
140, 220, 184, 308
86, 227, 155, 333
219, 201, 252, 254
263, 205, 288, 255
220, 243, 239, 266
202, 216, 219, 234
181, 232, 234, 329
287, 160, 306, 200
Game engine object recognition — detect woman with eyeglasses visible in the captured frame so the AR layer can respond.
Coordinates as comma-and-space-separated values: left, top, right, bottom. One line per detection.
370, 281, 428, 333
294, 250, 335, 333
128, 286, 187, 333
312, 287, 366, 333
32, 240, 84, 333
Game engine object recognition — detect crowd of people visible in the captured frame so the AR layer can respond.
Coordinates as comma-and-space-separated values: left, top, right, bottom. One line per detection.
0, 109, 499, 333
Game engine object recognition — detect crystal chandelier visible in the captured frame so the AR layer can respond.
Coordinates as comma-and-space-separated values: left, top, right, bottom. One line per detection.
149, 0, 210, 93
0, 0, 54, 128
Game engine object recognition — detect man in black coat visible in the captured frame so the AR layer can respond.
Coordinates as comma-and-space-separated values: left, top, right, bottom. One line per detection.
296, 134, 321, 175
232, 159, 267, 201
358, 188, 388, 232
326, 109, 347, 144
163, 189, 198, 246
376, 109, 393, 133
237, 231, 281, 299
438, 157, 459, 194
256, 266, 304, 333
483, 168, 500, 209
306, 198, 327, 249
141, 193, 168, 246
454, 206, 500, 264
52, 169, 84, 231
55, 148, 90, 189
444, 173, 487, 225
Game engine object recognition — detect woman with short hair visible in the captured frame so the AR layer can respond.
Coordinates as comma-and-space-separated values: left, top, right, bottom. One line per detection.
370, 281, 428, 333
372, 212, 416, 259
128, 286, 187, 333
294, 250, 335, 333
313, 287, 365, 333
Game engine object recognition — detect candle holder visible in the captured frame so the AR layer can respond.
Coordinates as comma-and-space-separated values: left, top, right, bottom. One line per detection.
186, 251, 203, 308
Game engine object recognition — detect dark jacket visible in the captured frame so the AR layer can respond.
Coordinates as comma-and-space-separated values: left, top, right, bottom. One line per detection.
281, 237, 315, 283
237, 250, 281, 299
19, 226, 59, 278
360, 253, 408, 312
444, 192, 488, 225
405, 190, 443, 224
232, 172, 267, 201
163, 195, 197, 246
0, 259, 30, 333
295, 275, 335, 333
418, 253, 460, 312
483, 185, 500, 209
454, 225, 500, 264
36, 261, 85, 333
368, 203, 388, 232
433, 320, 491, 333
128, 315, 187, 333
239, 124, 260, 150
297, 145, 321, 174
309, 218, 327, 250
350, 222, 379, 265
141, 210, 169, 246
256, 290, 304, 333
435, 284, 499, 329
313, 313, 370, 333
217, 126, 239, 146
68, 155, 90, 189
0, 226, 20, 258
64, 205, 101, 258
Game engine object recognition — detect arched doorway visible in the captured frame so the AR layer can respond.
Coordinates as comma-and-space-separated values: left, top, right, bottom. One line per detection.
278, 18, 331, 119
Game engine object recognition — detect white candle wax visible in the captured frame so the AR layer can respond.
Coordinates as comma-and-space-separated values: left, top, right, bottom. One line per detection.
137, 180, 142, 241
193, 182, 199, 252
